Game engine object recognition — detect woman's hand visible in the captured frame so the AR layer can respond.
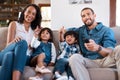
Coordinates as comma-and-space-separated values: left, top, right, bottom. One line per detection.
12, 36, 22, 43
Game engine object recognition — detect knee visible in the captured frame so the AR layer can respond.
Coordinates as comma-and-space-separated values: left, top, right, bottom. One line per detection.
113, 45, 120, 59
4, 52, 13, 59
4, 52, 13, 63
69, 54, 84, 64
58, 58, 68, 63
17, 40, 28, 49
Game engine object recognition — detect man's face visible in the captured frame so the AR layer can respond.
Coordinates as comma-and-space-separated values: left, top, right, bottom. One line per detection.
81, 9, 96, 26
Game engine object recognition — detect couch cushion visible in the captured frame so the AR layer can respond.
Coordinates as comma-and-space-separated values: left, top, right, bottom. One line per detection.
21, 66, 53, 80
88, 68, 118, 80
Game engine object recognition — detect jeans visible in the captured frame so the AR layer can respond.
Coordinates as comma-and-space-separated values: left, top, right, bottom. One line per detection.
0, 40, 28, 80
53, 58, 74, 77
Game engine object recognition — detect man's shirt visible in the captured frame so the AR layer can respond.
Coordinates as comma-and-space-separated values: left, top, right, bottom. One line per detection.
68, 22, 116, 59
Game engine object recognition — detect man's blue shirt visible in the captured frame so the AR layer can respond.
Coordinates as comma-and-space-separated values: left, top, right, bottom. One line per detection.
68, 22, 116, 59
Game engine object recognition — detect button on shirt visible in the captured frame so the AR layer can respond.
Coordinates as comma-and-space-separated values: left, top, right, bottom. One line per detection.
68, 22, 116, 59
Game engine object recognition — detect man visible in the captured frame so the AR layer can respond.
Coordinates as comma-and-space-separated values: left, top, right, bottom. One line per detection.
62, 7, 119, 80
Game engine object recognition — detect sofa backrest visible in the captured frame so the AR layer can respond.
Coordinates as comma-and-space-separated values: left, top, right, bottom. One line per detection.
0, 27, 8, 51
0, 27, 120, 51
111, 27, 120, 45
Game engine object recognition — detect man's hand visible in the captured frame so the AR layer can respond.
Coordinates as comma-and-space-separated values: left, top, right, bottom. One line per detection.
84, 39, 100, 52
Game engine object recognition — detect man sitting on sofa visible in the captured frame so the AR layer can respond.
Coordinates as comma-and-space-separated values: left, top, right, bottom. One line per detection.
61, 7, 119, 80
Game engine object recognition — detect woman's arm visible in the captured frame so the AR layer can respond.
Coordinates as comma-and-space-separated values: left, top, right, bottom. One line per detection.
6, 21, 16, 45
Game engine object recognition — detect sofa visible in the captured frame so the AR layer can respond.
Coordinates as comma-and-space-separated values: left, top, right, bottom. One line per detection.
0, 26, 120, 80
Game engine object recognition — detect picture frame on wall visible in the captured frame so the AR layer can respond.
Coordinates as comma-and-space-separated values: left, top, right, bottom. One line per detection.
69, 0, 92, 4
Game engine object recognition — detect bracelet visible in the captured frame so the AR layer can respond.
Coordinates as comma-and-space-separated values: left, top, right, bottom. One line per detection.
96, 45, 102, 52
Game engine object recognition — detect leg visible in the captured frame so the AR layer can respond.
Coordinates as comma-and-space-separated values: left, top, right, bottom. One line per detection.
66, 65, 74, 78
0, 52, 13, 80
37, 53, 46, 67
94, 45, 120, 80
12, 40, 28, 80
69, 54, 100, 80
54, 58, 68, 74
0, 43, 16, 65
114, 46, 120, 80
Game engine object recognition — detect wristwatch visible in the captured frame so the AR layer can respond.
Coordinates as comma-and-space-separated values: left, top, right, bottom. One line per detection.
96, 45, 102, 52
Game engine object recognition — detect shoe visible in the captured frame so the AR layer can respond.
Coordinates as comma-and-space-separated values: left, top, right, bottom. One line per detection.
68, 76, 74, 80
35, 66, 51, 73
29, 76, 43, 80
56, 76, 68, 80
54, 72, 62, 79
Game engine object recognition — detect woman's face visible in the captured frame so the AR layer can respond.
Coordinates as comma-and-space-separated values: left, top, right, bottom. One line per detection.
24, 6, 37, 23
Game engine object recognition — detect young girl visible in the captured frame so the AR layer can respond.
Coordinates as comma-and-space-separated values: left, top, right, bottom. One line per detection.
29, 28, 56, 80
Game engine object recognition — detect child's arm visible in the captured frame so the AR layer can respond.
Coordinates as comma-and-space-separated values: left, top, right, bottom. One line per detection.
59, 26, 66, 42
50, 43, 57, 64
57, 42, 66, 59
30, 36, 41, 48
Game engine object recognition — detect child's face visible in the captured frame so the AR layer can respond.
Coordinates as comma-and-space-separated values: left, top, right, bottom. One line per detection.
65, 35, 77, 45
40, 30, 50, 42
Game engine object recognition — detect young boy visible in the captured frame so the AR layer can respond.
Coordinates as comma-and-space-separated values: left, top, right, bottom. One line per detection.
53, 30, 80, 80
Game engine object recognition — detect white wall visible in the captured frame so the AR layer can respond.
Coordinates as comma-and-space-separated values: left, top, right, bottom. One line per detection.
51, 0, 110, 30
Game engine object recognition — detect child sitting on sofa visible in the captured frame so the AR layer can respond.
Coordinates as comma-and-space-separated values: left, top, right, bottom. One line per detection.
53, 28, 80, 80
29, 28, 57, 80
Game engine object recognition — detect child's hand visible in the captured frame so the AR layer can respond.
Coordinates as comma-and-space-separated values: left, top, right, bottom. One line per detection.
34, 26, 41, 37
48, 62, 55, 66
59, 26, 65, 34
59, 26, 66, 41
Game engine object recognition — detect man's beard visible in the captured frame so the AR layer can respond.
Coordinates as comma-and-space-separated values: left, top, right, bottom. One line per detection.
84, 19, 94, 26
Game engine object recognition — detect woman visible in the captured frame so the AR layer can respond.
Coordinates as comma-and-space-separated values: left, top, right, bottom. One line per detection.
0, 4, 42, 80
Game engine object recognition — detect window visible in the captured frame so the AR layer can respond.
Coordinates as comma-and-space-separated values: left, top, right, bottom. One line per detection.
116, 0, 120, 26
39, 4, 51, 28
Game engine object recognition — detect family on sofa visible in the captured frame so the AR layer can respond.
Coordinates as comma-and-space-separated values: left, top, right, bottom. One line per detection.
0, 3, 120, 80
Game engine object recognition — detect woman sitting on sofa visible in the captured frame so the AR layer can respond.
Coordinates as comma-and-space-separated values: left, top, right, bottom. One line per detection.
0, 4, 42, 80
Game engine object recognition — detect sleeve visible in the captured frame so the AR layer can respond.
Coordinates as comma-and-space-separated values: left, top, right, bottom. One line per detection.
30, 36, 41, 48
57, 42, 66, 59
51, 43, 57, 63
103, 28, 116, 49
59, 42, 65, 52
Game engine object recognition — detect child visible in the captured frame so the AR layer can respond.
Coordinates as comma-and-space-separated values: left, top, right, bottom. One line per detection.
29, 28, 56, 80
53, 30, 80, 80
